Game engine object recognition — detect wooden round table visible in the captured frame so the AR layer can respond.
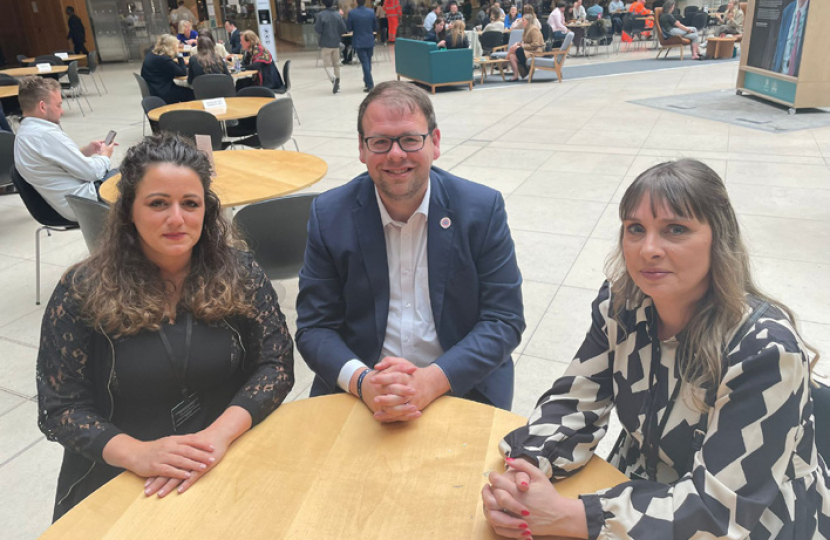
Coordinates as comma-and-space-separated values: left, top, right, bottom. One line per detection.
173, 70, 259, 87
99, 149, 328, 207
35, 395, 627, 540
22, 54, 86, 63
0, 85, 19, 99
0, 66, 68, 77
147, 96, 275, 122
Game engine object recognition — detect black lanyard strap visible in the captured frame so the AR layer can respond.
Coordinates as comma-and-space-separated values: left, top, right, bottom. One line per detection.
158, 312, 193, 396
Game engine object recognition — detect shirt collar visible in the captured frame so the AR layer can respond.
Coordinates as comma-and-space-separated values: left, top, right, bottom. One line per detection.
375, 177, 431, 228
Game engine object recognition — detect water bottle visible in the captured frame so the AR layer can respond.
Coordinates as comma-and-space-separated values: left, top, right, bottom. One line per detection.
234, 57, 241, 73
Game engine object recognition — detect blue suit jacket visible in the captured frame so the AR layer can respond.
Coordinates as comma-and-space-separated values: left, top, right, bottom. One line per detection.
228, 29, 242, 54
347, 6, 379, 49
772, 0, 804, 75
296, 168, 525, 410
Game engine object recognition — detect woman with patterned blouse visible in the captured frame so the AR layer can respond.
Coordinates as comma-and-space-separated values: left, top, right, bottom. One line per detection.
482, 159, 828, 539
37, 134, 294, 521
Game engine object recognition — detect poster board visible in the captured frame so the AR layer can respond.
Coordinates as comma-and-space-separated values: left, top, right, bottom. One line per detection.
736, 0, 830, 112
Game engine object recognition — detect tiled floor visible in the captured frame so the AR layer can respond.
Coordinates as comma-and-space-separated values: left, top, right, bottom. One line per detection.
1, 40, 829, 539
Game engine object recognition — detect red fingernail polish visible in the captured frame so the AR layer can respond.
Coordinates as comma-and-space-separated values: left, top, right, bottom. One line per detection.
520, 523, 528, 529
521, 510, 530, 517
505, 457, 515, 462
521, 481, 528, 486
522, 531, 532, 536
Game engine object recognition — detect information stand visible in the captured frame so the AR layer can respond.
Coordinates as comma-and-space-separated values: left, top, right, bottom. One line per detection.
736, 0, 830, 114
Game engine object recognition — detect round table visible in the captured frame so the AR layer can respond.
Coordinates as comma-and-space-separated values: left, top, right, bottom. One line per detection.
0, 85, 18, 99
173, 70, 259, 87
22, 54, 86, 63
99, 149, 328, 207
35, 395, 627, 540
147, 96, 275, 122
0, 66, 68, 77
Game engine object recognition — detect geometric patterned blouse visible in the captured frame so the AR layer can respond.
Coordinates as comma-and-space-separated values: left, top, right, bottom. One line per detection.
501, 282, 829, 539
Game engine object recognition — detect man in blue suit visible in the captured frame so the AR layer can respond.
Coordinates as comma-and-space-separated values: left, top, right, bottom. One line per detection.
348, 0, 379, 92
772, 0, 809, 77
224, 19, 242, 54
296, 82, 524, 422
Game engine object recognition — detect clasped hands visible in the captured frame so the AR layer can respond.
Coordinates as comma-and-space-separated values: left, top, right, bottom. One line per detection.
356, 356, 450, 423
481, 457, 588, 539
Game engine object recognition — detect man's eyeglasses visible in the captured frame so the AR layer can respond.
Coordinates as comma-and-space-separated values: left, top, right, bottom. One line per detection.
363, 133, 431, 154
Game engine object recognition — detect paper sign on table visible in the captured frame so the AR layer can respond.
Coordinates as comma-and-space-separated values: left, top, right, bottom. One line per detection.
202, 98, 227, 114
36, 63, 52, 73
56, 52, 69, 60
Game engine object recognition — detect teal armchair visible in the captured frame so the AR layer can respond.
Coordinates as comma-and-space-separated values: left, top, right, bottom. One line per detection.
394, 38, 474, 94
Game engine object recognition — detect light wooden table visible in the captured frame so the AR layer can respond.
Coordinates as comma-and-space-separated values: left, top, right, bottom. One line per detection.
22, 54, 86, 63
476, 57, 508, 83
147, 96, 275, 122
37, 395, 627, 540
706, 36, 736, 59
0, 85, 18, 99
99, 149, 327, 207
173, 69, 259, 87
0, 66, 68, 77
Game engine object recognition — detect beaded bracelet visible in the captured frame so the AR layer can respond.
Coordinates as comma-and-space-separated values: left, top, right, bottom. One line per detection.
357, 368, 371, 401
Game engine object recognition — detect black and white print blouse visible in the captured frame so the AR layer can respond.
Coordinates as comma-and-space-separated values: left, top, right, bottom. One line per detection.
501, 282, 830, 540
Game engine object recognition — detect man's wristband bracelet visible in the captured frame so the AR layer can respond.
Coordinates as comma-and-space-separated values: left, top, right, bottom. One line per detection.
357, 368, 371, 401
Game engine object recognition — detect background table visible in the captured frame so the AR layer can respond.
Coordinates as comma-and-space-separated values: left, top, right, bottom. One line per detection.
0, 86, 19, 99
99, 149, 327, 207
147, 96, 275, 122
174, 69, 259, 87
0, 66, 68, 77
22, 54, 86, 64
37, 395, 627, 540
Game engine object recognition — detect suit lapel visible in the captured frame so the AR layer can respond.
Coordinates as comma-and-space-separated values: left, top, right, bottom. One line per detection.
427, 171, 455, 333
353, 178, 390, 347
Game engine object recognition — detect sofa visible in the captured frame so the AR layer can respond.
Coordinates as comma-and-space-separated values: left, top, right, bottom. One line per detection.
394, 38, 474, 94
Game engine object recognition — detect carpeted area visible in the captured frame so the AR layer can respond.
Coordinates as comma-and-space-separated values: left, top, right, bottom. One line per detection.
629, 89, 830, 133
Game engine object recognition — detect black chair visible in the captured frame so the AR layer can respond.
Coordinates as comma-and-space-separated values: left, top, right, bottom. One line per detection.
16, 54, 29, 67
192, 73, 236, 100
232, 193, 319, 281
226, 87, 275, 140
479, 31, 504, 57
236, 98, 298, 151
690, 11, 708, 31
159, 109, 224, 151
235, 86, 276, 98
10, 166, 79, 305
60, 61, 91, 116
142, 96, 165, 135
0, 132, 15, 192
65, 195, 109, 253
273, 60, 300, 124
34, 54, 63, 66
584, 19, 615, 56
77, 51, 107, 96
133, 72, 150, 99
682, 5, 700, 26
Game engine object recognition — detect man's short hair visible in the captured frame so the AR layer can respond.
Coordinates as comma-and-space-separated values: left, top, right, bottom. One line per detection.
18, 76, 60, 113
323, 0, 334, 8
225, 18, 237, 27
557, 1, 566, 7
66, 6, 75, 14
178, 0, 186, 5
357, 81, 437, 137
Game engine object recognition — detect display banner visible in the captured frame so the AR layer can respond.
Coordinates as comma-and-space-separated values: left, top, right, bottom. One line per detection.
256, 0, 278, 62
747, 0, 810, 78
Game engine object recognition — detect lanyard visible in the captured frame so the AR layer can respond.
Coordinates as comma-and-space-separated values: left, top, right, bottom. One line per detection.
157, 312, 193, 398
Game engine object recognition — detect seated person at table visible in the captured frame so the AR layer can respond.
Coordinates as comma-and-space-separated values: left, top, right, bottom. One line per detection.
508, 12, 544, 80
37, 133, 295, 521
187, 35, 230, 85
239, 30, 283, 90
445, 20, 470, 49
177, 19, 198, 45
444, 0, 465, 24
296, 82, 525, 422
475, 1, 492, 29
142, 34, 194, 104
628, 0, 653, 36
713, 0, 743, 36
485, 7, 507, 32
197, 30, 230, 60
547, 1, 574, 41
609, 0, 626, 33
586, 0, 604, 18
660, 0, 701, 60
482, 159, 829, 540
571, 0, 587, 20
424, 16, 447, 44
13, 76, 115, 221
423, 2, 442, 32
493, 1, 506, 18
504, 5, 521, 28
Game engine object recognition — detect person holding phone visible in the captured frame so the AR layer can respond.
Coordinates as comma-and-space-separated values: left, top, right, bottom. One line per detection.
14, 76, 117, 221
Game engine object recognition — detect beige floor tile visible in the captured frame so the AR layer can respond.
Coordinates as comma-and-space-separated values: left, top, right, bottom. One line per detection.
0, 262, 65, 328
728, 184, 830, 222
447, 165, 533, 197
464, 147, 555, 171
566, 128, 650, 148
524, 286, 600, 363
514, 170, 621, 203
0, 308, 47, 349
591, 203, 622, 240
642, 132, 729, 152
0, 402, 43, 464
753, 257, 830, 325
728, 128, 822, 157
511, 354, 569, 418
0, 340, 38, 398
512, 231, 585, 284
517, 281, 560, 357
435, 141, 489, 170
538, 152, 635, 176
725, 161, 830, 190
802, 322, 830, 381
0, 389, 26, 417
505, 196, 605, 237
0, 439, 62, 540
563, 238, 617, 290
740, 215, 830, 264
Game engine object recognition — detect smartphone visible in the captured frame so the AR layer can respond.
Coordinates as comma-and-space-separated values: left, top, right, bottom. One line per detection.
104, 130, 117, 145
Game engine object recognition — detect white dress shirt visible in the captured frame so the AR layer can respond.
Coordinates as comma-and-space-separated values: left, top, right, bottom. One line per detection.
336, 182, 445, 393
14, 117, 110, 221
548, 9, 568, 33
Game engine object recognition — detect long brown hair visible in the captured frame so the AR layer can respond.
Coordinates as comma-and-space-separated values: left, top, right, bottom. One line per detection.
449, 20, 466, 46
195, 35, 225, 73
604, 159, 818, 405
68, 134, 254, 337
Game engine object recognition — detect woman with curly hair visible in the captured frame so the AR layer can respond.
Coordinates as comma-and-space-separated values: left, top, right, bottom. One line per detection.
37, 134, 294, 521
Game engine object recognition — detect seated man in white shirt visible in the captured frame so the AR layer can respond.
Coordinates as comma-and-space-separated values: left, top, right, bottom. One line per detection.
547, 1, 574, 41
14, 76, 115, 221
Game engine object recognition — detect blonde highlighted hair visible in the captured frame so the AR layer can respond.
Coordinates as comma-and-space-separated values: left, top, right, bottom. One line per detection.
153, 34, 179, 58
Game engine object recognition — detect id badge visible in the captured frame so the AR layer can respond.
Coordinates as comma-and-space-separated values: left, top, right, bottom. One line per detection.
171, 391, 202, 432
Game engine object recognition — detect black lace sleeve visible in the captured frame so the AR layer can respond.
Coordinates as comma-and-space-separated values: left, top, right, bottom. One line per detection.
36, 274, 124, 462
229, 257, 295, 425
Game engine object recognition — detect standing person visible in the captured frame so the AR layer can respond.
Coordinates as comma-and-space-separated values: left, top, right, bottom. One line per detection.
384, 0, 402, 42
423, 3, 442, 32
376, 0, 389, 42
224, 19, 242, 54
315, 0, 347, 94
481, 159, 829, 540
445, 1, 465, 24
348, 0, 379, 92
296, 82, 525, 421
141, 34, 194, 104
169, 0, 197, 28
13, 76, 116, 221
37, 133, 295, 521
660, 0, 701, 60
66, 7, 88, 55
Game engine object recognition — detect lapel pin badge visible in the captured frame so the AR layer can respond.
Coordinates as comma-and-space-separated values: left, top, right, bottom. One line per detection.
440, 217, 451, 229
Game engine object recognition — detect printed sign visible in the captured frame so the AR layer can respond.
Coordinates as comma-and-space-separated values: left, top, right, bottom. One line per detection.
747, 0, 810, 78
